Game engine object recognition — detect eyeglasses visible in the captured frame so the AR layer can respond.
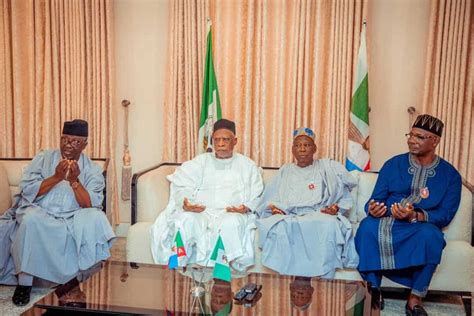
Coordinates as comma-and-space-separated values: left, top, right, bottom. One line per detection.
294, 143, 314, 150
405, 133, 435, 142
212, 137, 233, 144
61, 136, 86, 148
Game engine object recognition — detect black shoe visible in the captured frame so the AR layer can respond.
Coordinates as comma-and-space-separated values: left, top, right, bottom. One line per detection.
371, 287, 384, 310
12, 285, 32, 306
405, 303, 428, 316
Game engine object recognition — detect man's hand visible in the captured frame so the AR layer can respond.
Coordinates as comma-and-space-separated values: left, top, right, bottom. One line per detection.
54, 159, 69, 181
321, 204, 339, 215
368, 199, 387, 218
183, 198, 206, 213
66, 160, 80, 183
391, 202, 416, 221
226, 204, 249, 214
268, 204, 285, 215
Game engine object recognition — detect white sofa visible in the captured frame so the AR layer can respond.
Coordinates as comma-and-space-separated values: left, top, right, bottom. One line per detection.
0, 158, 109, 216
127, 162, 473, 293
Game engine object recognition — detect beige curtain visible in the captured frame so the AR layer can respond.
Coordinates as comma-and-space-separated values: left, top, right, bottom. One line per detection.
163, 0, 367, 167
422, 0, 474, 184
0, 0, 119, 225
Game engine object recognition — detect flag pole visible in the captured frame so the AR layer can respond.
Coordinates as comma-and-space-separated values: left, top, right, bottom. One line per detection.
198, 16, 222, 154
205, 17, 213, 152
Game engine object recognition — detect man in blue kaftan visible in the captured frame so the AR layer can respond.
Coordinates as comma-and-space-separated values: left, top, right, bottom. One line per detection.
256, 128, 359, 278
355, 114, 462, 316
0, 119, 115, 306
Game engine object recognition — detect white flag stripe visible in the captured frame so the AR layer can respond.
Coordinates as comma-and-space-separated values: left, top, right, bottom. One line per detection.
350, 113, 369, 139
352, 26, 367, 92
215, 248, 228, 266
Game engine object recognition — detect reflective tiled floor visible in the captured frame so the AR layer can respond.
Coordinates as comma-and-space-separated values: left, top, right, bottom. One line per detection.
0, 237, 126, 316
0, 237, 470, 316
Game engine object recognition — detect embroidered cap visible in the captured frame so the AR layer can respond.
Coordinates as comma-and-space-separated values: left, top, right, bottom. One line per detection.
412, 114, 444, 137
62, 119, 88, 137
293, 127, 315, 140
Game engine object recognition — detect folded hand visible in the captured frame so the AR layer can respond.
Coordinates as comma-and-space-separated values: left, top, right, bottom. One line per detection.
226, 204, 249, 214
321, 204, 339, 215
183, 198, 206, 212
268, 204, 285, 215
368, 200, 387, 217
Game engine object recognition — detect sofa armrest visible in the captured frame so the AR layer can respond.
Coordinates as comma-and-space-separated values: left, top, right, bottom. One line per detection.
131, 162, 180, 225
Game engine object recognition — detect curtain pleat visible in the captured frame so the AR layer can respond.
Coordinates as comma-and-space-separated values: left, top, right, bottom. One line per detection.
163, 0, 367, 168
0, 0, 118, 224
422, 0, 473, 184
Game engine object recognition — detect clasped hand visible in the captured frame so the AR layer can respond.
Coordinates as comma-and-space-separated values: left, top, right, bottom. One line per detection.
54, 159, 80, 183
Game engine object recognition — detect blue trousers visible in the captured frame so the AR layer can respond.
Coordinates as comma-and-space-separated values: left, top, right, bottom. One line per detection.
361, 264, 437, 297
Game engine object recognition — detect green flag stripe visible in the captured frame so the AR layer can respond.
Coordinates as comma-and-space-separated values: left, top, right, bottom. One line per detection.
351, 74, 369, 125
175, 230, 184, 248
213, 263, 231, 282
345, 298, 365, 316
199, 29, 222, 127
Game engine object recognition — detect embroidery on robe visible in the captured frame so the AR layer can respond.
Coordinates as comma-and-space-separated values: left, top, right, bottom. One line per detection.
379, 217, 395, 269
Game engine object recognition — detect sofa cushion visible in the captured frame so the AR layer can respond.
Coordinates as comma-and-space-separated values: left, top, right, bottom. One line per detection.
127, 222, 155, 264
443, 186, 472, 242
381, 240, 473, 292
0, 162, 12, 215
347, 171, 360, 223
355, 172, 378, 221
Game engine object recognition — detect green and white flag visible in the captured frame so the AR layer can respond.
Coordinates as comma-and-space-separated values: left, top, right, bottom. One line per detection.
345, 285, 366, 316
210, 235, 231, 282
197, 25, 222, 154
346, 22, 370, 172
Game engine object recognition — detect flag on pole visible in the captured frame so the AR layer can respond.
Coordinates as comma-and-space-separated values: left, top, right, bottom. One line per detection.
168, 230, 186, 269
210, 235, 231, 282
346, 22, 370, 172
197, 22, 222, 154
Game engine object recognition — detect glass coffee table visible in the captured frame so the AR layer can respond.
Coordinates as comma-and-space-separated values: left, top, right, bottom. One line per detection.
26, 260, 378, 315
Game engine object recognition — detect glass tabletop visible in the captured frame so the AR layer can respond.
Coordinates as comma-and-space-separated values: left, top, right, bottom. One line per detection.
30, 260, 374, 315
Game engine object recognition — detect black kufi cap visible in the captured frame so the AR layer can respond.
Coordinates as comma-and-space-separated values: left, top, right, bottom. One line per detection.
62, 119, 88, 137
412, 114, 444, 137
213, 119, 236, 135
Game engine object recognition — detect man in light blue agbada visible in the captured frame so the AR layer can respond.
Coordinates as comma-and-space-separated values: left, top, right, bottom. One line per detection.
0, 119, 115, 306
256, 128, 358, 278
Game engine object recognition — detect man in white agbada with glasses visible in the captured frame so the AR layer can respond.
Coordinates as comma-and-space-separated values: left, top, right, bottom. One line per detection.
150, 119, 263, 271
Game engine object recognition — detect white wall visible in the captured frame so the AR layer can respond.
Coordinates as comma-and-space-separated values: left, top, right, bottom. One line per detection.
367, 0, 431, 170
114, 0, 169, 225
113, 0, 432, 224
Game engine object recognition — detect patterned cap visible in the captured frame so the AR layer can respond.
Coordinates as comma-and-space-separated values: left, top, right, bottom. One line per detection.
293, 127, 315, 140
412, 114, 444, 137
